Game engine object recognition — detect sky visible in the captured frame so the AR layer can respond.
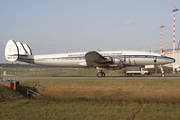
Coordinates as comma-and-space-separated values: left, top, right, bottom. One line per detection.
0, 0, 180, 63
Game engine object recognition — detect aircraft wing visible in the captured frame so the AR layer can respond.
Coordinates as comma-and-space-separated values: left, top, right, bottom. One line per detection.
85, 51, 111, 67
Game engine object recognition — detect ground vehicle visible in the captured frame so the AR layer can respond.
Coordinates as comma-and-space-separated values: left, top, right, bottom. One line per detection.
126, 68, 149, 75
175, 66, 180, 72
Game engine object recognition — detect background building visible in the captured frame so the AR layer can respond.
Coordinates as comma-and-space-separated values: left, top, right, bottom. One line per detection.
138, 40, 180, 69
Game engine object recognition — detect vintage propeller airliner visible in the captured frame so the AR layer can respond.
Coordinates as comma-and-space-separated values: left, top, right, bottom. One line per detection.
5, 40, 175, 77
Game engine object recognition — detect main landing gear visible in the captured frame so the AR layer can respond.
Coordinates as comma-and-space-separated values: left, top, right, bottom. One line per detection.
97, 70, 105, 77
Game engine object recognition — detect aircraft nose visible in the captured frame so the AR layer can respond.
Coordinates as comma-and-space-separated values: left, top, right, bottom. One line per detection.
167, 57, 175, 63
171, 58, 175, 63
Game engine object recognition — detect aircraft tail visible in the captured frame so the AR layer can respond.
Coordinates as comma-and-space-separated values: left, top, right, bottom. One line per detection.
5, 40, 32, 61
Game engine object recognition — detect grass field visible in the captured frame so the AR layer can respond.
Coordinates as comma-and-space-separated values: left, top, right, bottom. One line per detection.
21, 78, 180, 103
1, 77, 180, 120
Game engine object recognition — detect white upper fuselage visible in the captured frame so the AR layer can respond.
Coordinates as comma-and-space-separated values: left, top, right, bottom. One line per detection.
19, 50, 175, 68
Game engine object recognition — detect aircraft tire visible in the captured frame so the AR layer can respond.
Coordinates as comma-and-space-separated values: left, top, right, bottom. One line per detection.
102, 72, 105, 77
161, 73, 165, 77
97, 72, 103, 77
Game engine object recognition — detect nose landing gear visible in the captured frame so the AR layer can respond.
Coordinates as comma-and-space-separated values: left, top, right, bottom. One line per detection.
161, 73, 165, 77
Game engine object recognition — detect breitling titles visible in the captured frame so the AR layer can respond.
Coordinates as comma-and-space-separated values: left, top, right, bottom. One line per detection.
68, 53, 121, 57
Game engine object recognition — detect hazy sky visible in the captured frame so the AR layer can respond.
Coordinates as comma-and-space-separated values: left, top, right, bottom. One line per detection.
1, 0, 180, 63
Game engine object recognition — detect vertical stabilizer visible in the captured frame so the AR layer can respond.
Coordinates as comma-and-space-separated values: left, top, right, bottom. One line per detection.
23, 44, 32, 55
16, 42, 28, 55
5, 40, 19, 61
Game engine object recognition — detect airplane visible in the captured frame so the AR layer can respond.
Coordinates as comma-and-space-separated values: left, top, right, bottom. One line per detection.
5, 40, 175, 77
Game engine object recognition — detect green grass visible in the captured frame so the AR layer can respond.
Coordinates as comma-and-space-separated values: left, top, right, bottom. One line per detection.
0, 84, 25, 102
1, 100, 180, 120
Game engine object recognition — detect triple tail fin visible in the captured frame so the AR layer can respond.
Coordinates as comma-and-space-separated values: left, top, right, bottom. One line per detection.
16, 42, 29, 56
5, 40, 32, 61
23, 44, 32, 55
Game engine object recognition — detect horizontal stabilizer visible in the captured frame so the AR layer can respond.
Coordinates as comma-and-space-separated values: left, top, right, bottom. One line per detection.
5, 40, 19, 61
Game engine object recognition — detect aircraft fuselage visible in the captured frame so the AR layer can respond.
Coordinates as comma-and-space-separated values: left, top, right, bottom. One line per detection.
18, 51, 175, 68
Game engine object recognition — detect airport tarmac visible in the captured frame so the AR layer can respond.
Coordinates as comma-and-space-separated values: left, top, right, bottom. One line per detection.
3, 76, 180, 81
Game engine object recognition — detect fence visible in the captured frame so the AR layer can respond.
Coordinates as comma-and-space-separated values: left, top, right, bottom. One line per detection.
0, 75, 19, 92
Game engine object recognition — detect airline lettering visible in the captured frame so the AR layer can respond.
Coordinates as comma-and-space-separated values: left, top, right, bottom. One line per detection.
68, 54, 84, 57
68, 53, 121, 57
101, 53, 121, 56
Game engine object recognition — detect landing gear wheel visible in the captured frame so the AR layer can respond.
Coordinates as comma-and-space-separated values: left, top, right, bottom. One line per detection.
97, 72, 103, 77
161, 73, 165, 77
97, 72, 105, 77
102, 72, 105, 77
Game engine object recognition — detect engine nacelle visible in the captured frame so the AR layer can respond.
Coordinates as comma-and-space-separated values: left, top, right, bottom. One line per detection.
108, 57, 125, 69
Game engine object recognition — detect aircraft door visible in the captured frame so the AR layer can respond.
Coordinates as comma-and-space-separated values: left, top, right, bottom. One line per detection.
154, 56, 157, 62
